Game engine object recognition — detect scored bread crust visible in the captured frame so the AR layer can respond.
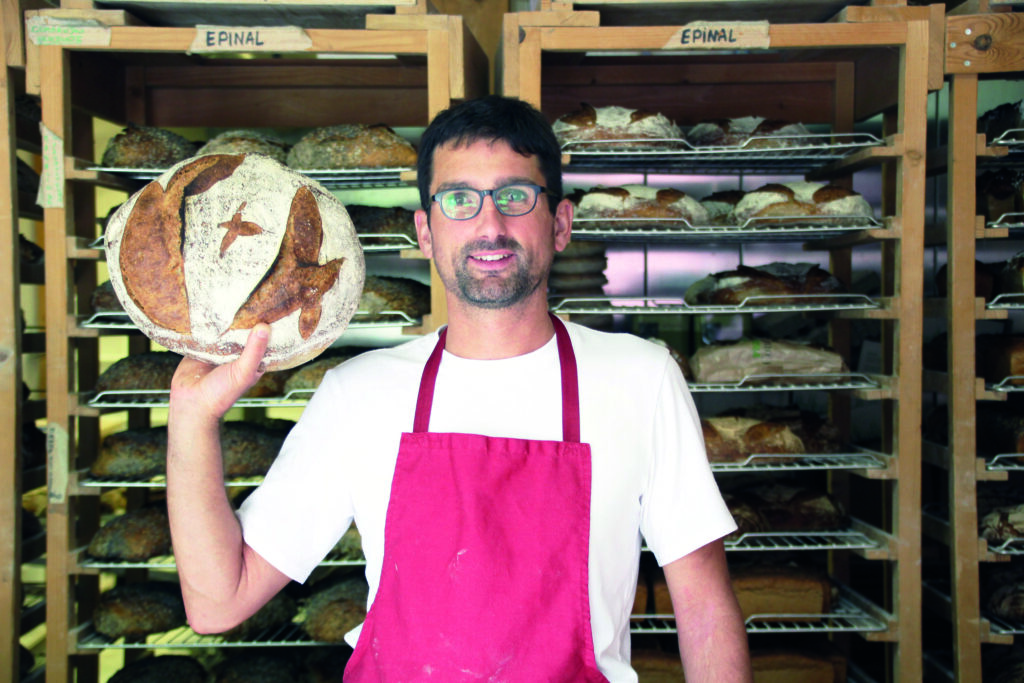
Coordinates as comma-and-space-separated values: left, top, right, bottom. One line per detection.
105, 153, 366, 371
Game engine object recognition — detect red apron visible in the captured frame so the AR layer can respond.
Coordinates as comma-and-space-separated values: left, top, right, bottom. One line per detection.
344, 315, 608, 682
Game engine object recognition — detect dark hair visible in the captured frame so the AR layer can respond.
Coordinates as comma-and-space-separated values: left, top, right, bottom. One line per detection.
417, 96, 563, 214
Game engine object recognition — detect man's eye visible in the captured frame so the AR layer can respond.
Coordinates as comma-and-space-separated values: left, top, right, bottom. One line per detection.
446, 191, 475, 207
497, 187, 529, 204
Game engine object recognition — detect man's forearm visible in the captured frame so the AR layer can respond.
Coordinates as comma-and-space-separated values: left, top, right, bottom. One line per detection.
664, 540, 753, 682
166, 408, 250, 632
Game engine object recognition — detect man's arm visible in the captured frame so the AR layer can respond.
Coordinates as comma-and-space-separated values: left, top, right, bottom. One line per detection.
166, 324, 291, 633
664, 538, 753, 682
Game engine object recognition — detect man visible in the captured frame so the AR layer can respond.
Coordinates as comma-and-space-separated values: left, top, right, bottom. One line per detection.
167, 95, 751, 681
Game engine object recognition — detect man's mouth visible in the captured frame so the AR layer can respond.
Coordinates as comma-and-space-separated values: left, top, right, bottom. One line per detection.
472, 254, 512, 262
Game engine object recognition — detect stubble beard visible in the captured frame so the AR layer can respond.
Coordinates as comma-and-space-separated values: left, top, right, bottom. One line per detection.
449, 236, 548, 310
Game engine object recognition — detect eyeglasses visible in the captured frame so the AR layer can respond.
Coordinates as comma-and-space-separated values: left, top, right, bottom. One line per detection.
431, 183, 547, 221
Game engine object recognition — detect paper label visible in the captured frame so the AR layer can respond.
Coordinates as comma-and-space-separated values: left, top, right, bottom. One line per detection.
46, 423, 69, 505
26, 15, 112, 46
37, 124, 64, 209
666, 21, 770, 50
191, 25, 313, 53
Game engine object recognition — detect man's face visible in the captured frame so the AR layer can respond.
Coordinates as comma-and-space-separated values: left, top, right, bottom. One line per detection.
414, 139, 571, 310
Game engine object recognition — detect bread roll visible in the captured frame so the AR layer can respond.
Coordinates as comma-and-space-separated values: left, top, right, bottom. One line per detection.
94, 581, 186, 638
101, 125, 197, 168
553, 103, 681, 148
685, 262, 844, 306
287, 124, 416, 169
104, 153, 365, 371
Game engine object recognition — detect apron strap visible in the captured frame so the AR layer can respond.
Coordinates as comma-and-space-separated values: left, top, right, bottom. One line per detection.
412, 313, 582, 443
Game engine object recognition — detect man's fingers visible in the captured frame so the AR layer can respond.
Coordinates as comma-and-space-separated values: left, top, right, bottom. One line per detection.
235, 324, 271, 379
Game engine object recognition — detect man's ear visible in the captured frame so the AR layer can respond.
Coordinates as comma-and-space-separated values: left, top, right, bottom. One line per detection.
553, 198, 573, 253
414, 208, 433, 258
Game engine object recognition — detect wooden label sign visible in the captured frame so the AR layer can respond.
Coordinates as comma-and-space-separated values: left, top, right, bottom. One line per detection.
191, 25, 313, 53
666, 21, 770, 50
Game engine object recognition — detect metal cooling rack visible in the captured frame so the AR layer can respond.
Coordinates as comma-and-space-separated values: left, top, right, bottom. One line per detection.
571, 215, 883, 242
723, 530, 877, 552
88, 166, 414, 190
561, 133, 884, 174
988, 212, 1024, 232
548, 294, 879, 316
688, 372, 879, 393
630, 593, 887, 635
84, 389, 312, 409
78, 310, 420, 334
709, 449, 886, 472
987, 453, 1024, 472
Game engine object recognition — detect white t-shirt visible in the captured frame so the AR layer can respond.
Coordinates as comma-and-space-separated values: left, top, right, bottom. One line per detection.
238, 322, 735, 682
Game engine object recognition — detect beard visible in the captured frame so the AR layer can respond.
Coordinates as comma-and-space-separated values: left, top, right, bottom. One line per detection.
448, 236, 547, 309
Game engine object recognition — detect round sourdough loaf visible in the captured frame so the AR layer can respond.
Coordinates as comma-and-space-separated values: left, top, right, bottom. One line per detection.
104, 153, 365, 371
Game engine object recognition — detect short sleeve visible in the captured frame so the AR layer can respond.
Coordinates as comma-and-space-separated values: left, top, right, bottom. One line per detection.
237, 377, 356, 583
639, 355, 736, 566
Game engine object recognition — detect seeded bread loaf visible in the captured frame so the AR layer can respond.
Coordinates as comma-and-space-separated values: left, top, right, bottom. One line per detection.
93, 581, 186, 638
287, 124, 416, 169
101, 125, 197, 169
87, 505, 171, 561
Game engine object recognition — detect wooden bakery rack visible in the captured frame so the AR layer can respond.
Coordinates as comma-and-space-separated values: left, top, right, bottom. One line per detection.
27, 2, 485, 681
2, 1, 52, 681
922, 4, 1024, 683
502, 1, 937, 681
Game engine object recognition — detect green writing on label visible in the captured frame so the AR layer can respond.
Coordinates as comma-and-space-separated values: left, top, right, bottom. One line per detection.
30, 24, 89, 45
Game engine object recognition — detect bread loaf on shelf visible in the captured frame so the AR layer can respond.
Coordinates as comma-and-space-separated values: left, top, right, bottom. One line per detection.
684, 262, 844, 306
93, 581, 186, 638
358, 275, 431, 321
728, 563, 833, 621
87, 505, 171, 561
732, 482, 848, 531
301, 576, 368, 642
93, 351, 293, 398
685, 116, 811, 148
100, 124, 197, 168
751, 648, 848, 683
552, 103, 681, 148
220, 591, 298, 640
976, 335, 1024, 386
569, 184, 709, 227
346, 204, 418, 241
107, 655, 207, 683
730, 182, 872, 225
90, 421, 289, 480
979, 99, 1024, 143
212, 650, 313, 683
689, 338, 848, 384
197, 129, 289, 163
286, 124, 417, 169
701, 416, 804, 463
104, 153, 366, 371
